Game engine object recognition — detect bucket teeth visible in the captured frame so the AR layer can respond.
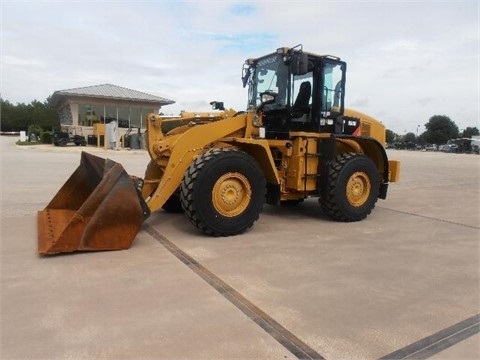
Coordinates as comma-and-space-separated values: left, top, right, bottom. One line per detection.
37, 152, 149, 255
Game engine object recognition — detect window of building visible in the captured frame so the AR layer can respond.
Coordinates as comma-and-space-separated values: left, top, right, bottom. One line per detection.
77, 103, 157, 129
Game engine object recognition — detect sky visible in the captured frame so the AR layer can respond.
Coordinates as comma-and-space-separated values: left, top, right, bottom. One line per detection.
1, 0, 479, 135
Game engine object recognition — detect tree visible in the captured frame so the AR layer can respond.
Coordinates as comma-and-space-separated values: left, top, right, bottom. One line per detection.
423, 115, 459, 144
386, 129, 397, 143
417, 132, 428, 145
404, 132, 416, 143
462, 127, 479, 138
0, 98, 60, 132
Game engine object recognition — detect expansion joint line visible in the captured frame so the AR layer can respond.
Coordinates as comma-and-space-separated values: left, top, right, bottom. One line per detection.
144, 224, 325, 360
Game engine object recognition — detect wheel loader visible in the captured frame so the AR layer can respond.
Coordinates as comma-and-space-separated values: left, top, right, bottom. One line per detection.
37, 45, 400, 255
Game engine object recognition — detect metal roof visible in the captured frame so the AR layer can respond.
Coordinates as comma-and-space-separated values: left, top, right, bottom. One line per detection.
50, 84, 175, 107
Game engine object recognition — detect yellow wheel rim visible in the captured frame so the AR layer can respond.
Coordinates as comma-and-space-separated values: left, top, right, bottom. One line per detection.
212, 172, 251, 217
346, 171, 371, 207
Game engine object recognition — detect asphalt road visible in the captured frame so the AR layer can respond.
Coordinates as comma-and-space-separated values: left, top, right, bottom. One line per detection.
1, 136, 479, 359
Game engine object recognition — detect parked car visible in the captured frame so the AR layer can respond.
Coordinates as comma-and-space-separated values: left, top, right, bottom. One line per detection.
424, 144, 438, 151
53, 131, 87, 147
439, 144, 459, 153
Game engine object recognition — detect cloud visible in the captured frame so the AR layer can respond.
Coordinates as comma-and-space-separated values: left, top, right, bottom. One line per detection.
1, 1, 478, 134
414, 98, 435, 107
1, 55, 45, 68
349, 98, 370, 108
229, 3, 256, 16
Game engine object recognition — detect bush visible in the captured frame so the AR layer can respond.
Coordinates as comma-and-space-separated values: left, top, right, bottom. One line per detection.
28, 124, 43, 140
23, 124, 53, 144
40, 131, 52, 144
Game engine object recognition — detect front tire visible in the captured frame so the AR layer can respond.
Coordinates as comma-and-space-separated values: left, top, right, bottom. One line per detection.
180, 148, 266, 236
320, 153, 379, 222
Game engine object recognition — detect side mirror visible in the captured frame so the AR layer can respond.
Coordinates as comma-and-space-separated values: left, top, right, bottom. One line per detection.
242, 64, 252, 88
290, 52, 309, 75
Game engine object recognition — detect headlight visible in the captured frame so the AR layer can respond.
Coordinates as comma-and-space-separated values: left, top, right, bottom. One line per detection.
261, 93, 275, 104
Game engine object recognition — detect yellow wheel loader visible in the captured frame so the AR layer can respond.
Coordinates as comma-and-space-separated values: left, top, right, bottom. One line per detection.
38, 45, 400, 255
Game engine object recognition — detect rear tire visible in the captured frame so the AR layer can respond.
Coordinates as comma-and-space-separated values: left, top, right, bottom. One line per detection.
320, 153, 379, 222
180, 148, 266, 236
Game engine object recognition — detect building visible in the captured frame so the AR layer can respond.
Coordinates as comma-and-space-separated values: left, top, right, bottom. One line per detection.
49, 84, 175, 143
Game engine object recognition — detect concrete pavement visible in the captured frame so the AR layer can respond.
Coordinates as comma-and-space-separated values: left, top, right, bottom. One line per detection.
1, 136, 479, 359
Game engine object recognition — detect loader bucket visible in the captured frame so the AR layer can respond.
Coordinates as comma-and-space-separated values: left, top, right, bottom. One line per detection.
37, 152, 150, 255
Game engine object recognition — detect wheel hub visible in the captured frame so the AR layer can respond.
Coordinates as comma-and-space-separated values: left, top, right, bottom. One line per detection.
346, 171, 371, 207
212, 172, 251, 217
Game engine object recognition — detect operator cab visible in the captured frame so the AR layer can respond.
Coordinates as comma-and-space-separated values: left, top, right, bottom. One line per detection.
242, 45, 349, 139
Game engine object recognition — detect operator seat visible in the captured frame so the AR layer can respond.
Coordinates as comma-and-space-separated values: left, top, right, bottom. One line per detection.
293, 81, 311, 115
